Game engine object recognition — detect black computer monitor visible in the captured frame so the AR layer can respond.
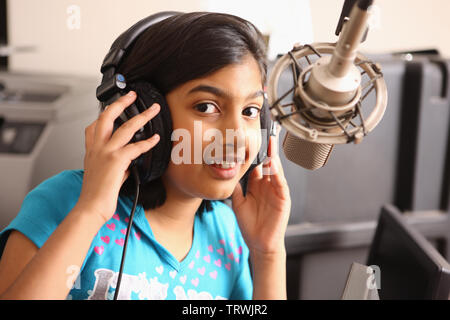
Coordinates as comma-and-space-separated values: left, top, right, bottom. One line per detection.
367, 204, 450, 300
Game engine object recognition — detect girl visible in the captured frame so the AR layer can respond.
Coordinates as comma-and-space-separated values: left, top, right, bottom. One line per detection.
0, 12, 291, 300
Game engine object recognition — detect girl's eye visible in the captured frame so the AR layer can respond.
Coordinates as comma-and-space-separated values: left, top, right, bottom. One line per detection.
194, 103, 219, 114
242, 106, 261, 119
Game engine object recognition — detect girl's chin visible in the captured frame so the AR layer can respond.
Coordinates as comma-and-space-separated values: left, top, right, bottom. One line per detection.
197, 181, 238, 200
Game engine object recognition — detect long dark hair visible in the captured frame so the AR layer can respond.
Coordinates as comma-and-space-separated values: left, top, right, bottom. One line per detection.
115, 12, 267, 214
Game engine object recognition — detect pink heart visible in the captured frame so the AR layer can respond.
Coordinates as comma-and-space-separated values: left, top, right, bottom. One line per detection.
216, 248, 224, 255
106, 223, 115, 231
179, 275, 187, 284
219, 239, 225, 245
237, 246, 243, 255
188, 260, 195, 269
235, 257, 240, 263
155, 265, 164, 275
112, 213, 120, 221
203, 255, 211, 263
229, 241, 234, 247
169, 270, 177, 279
214, 259, 222, 267
227, 252, 234, 260
120, 228, 127, 235
207, 245, 213, 252
197, 267, 205, 275
94, 245, 104, 255
115, 238, 124, 246
100, 235, 110, 244
191, 278, 199, 287
195, 250, 200, 259
209, 270, 218, 280
134, 231, 141, 240
124, 217, 129, 223
225, 263, 231, 271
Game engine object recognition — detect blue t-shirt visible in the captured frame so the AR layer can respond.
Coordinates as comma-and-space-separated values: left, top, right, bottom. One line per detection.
0, 170, 253, 300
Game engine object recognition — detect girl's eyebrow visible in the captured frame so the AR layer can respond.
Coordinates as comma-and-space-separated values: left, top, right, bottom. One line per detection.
187, 84, 264, 100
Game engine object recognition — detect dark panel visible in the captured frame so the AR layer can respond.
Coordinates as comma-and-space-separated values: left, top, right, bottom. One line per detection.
0, 0, 7, 70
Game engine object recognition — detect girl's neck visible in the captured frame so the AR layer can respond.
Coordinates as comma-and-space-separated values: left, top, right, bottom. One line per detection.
143, 174, 203, 261
144, 174, 203, 237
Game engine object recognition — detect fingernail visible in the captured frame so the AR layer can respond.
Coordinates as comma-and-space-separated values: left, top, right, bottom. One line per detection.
149, 103, 159, 111
127, 91, 135, 97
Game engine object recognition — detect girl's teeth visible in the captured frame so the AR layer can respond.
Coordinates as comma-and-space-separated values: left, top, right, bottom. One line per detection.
204, 158, 238, 168
218, 162, 236, 169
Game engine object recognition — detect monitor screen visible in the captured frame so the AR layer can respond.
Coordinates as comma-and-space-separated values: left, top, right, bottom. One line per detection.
367, 204, 450, 300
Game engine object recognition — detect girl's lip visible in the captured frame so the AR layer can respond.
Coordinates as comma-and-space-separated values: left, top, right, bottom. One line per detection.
206, 163, 240, 180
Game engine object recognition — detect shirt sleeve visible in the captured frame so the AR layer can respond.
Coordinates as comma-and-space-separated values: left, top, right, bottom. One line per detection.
0, 170, 83, 257
229, 249, 253, 300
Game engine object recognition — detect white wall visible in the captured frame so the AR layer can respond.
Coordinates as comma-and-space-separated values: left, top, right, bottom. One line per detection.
6, 0, 450, 77
203, 0, 313, 60
6, 0, 202, 78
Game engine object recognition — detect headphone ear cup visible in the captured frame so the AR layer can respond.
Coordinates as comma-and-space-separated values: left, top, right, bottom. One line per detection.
126, 82, 173, 184
258, 97, 271, 164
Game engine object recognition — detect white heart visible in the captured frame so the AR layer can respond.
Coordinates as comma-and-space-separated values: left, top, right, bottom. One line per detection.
179, 275, 187, 284
169, 270, 177, 279
155, 265, 164, 275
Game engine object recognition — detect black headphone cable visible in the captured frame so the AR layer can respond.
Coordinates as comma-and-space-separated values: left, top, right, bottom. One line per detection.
113, 164, 140, 300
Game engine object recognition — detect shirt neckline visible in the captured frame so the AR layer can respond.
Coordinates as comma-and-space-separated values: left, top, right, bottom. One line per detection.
131, 199, 201, 272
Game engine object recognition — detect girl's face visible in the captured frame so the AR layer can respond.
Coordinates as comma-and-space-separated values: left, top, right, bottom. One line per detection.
164, 53, 265, 200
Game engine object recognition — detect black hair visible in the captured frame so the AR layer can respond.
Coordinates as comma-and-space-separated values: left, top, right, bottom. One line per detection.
115, 12, 268, 214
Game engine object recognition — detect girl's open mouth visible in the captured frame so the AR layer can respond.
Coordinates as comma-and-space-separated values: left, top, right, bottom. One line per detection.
206, 159, 242, 180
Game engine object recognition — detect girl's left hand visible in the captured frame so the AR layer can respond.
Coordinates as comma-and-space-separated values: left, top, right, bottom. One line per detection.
231, 128, 291, 255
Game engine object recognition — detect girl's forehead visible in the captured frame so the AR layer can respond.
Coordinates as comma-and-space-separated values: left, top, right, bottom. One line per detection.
179, 61, 264, 98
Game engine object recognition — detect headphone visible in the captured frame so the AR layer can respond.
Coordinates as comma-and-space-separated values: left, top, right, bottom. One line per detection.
96, 11, 273, 195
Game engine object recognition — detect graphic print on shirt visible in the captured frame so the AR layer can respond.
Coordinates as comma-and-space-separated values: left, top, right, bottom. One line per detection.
73, 206, 246, 300
87, 269, 170, 300
85, 268, 228, 300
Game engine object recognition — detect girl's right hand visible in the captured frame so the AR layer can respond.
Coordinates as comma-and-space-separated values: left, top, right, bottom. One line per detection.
76, 91, 161, 223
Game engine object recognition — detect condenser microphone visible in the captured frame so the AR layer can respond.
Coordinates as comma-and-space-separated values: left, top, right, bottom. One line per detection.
267, 0, 387, 170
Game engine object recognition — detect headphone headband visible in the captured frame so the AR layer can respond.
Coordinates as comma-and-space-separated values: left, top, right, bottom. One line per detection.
100, 11, 181, 74
97, 11, 181, 102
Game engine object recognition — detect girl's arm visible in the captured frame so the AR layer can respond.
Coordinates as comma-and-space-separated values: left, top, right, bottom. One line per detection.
0, 92, 161, 299
0, 206, 105, 299
250, 249, 287, 300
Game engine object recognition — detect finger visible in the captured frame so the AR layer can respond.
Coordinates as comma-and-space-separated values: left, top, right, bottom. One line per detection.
262, 137, 275, 179
94, 91, 138, 147
121, 169, 131, 185
274, 154, 285, 177
269, 155, 289, 197
262, 159, 272, 180
108, 103, 161, 150
247, 163, 263, 191
122, 133, 160, 162
250, 162, 263, 180
84, 120, 97, 151
270, 162, 289, 198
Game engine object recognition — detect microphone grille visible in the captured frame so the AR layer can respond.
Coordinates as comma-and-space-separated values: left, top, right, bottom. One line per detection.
282, 132, 334, 170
